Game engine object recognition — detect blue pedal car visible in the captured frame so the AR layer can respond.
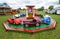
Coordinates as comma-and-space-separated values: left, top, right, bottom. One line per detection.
45, 17, 51, 24
41, 16, 51, 25
20, 14, 26, 17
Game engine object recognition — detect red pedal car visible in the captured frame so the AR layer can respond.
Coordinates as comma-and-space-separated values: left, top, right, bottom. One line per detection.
23, 19, 41, 28
8, 18, 23, 24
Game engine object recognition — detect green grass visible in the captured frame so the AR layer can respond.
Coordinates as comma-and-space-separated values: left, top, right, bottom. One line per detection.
0, 11, 60, 39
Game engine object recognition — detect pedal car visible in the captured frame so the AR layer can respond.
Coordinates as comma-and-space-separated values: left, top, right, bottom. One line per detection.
20, 14, 26, 17
8, 17, 23, 24
14, 14, 20, 18
23, 19, 41, 27
41, 15, 51, 24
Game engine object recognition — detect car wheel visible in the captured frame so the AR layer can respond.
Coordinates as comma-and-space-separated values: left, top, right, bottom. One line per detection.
23, 24, 25, 28
14, 22, 16, 24
21, 22, 23, 25
36, 23, 40, 26
25, 24, 29, 28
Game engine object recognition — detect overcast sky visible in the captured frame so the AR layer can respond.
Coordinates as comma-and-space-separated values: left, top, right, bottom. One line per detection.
0, 0, 59, 9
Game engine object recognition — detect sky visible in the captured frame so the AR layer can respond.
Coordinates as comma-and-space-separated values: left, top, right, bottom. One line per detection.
0, 0, 59, 9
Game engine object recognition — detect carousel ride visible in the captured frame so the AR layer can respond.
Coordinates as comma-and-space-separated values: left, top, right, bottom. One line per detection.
3, 6, 56, 33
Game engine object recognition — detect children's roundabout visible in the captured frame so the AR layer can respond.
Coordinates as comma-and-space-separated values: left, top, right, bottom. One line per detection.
3, 6, 56, 33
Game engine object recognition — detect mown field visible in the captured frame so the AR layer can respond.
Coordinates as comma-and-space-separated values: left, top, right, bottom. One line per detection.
0, 11, 60, 39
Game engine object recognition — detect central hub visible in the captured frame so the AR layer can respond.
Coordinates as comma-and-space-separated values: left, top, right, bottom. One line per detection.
26, 6, 35, 19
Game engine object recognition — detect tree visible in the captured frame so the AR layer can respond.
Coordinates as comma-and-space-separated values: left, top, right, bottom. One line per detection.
3, 3, 7, 4
38, 6, 44, 11
3, 3, 8, 6
59, 0, 60, 4
18, 8, 21, 10
48, 5, 54, 10
40, 6, 44, 11
23, 8, 25, 10
3, 2, 8, 6
38, 8, 41, 11
17, 8, 21, 13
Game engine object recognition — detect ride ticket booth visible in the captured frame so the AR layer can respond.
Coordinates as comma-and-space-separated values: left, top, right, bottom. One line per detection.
26, 6, 35, 19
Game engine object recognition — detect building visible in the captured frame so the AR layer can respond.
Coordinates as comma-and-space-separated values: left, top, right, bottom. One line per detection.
0, 3, 11, 15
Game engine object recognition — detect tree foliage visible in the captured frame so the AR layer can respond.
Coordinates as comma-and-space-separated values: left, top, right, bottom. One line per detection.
18, 8, 21, 10
48, 5, 54, 10
59, 0, 60, 4
38, 6, 44, 11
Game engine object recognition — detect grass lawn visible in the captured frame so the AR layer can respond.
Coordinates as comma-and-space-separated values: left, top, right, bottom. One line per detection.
0, 11, 60, 39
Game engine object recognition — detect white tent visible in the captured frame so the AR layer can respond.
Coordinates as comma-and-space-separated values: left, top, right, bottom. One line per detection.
54, 5, 60, 14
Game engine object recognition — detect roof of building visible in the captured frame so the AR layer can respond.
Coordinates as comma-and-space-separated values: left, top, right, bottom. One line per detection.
0, 3, 9, 7
0, 3, 11, 8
